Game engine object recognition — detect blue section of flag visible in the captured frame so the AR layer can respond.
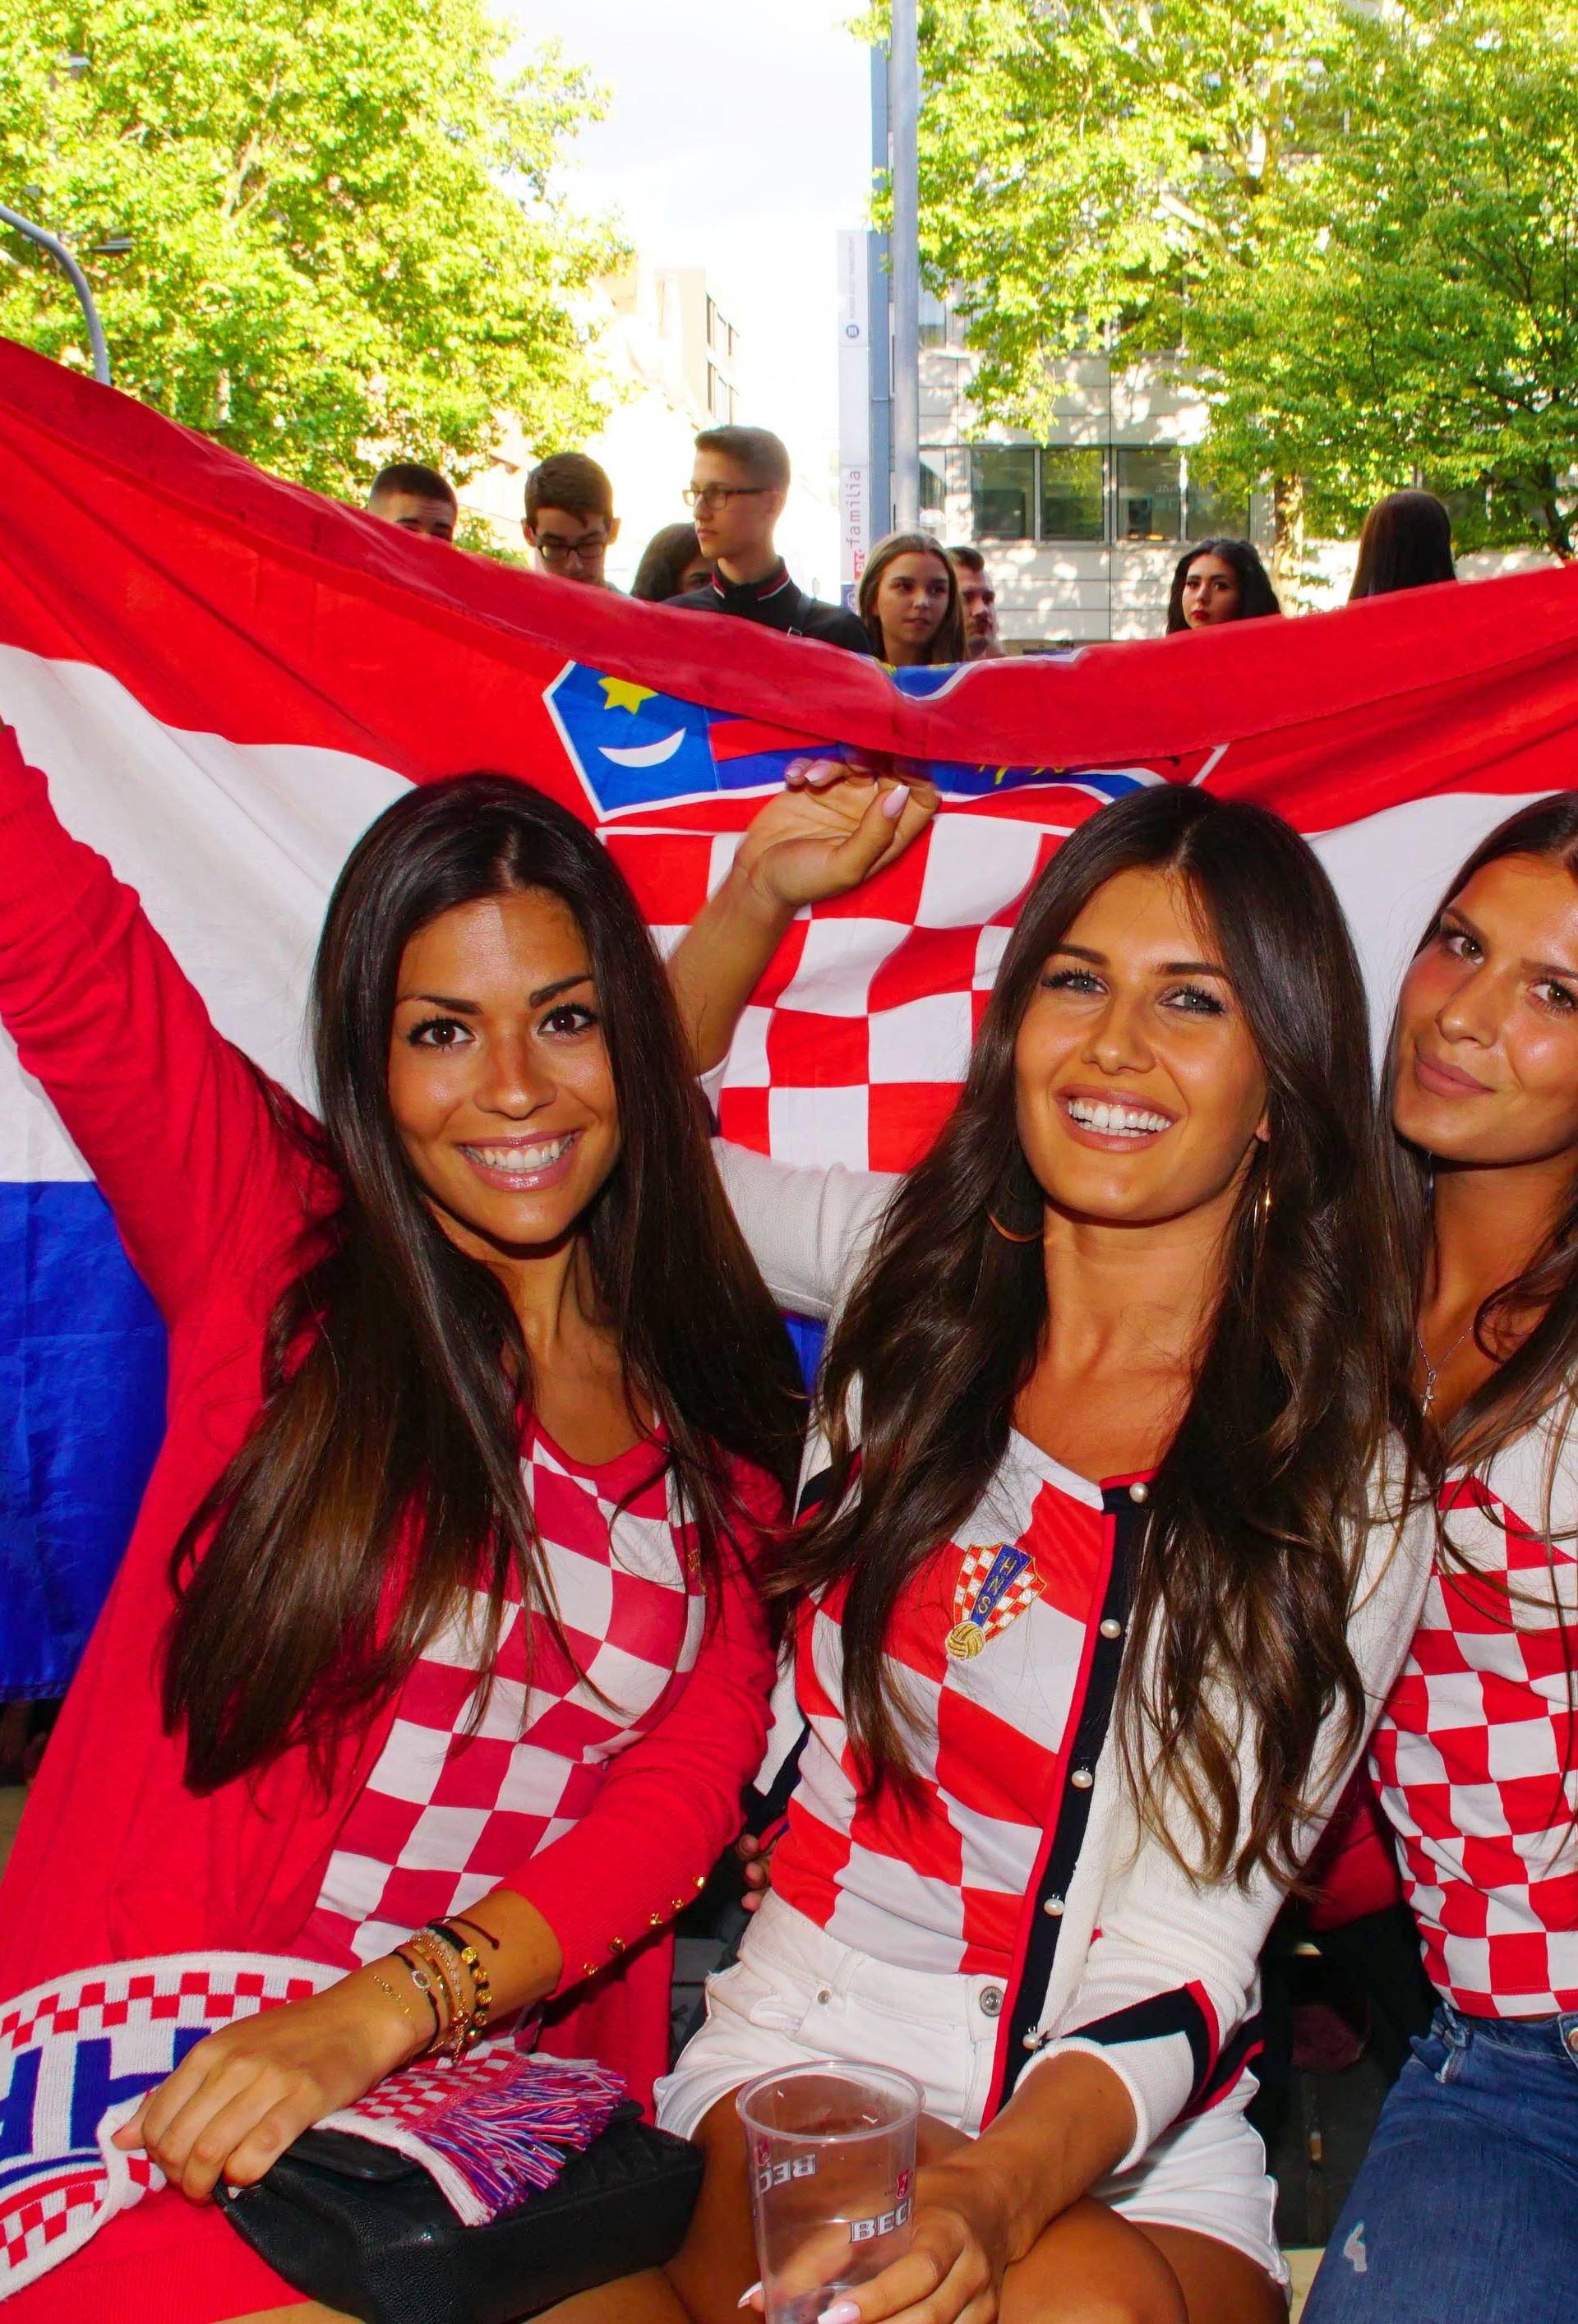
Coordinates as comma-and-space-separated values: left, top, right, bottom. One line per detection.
0, 1182, 165, 1699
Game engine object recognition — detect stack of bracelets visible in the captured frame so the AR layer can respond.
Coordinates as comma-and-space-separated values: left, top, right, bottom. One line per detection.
376, 1915, 501, 2062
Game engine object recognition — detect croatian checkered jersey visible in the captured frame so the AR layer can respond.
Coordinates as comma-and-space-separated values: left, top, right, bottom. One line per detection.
775, 1439, 1112, 1976
713, 1138, 1433, 2151
1368, 1427, 1578, 2017
302, 1427, 705, 1967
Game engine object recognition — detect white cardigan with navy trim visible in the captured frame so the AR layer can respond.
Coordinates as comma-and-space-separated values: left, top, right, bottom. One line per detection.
714, 1138, 1433, 2166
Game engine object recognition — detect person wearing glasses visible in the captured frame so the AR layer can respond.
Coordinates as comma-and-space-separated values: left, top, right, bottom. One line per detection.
523, 453, 621, 588
671, 427, 871, 653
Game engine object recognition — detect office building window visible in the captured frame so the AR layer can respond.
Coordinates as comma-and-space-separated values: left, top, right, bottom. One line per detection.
920, 446, 948, 521
1116, 447, 1184, 542
1040, 445, 1105, 542
971, 445, 1037, 540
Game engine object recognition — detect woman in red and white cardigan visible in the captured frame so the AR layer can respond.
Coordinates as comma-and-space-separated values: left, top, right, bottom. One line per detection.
0, 723, 833, 2323
1305, 797, 1578, 2322
573, 769, 1435, 2324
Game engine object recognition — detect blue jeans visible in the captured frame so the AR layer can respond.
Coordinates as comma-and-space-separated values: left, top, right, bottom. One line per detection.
1303, 2002, 1578, 2323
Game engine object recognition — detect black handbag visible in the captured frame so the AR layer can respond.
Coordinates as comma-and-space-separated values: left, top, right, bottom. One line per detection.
218, 2100, 704, 2324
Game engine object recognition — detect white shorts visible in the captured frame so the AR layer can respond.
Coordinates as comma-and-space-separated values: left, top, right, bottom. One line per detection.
655, 1894, 1286, 2289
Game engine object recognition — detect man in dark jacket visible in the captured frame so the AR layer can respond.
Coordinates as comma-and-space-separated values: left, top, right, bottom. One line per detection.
671, 427, 870, 653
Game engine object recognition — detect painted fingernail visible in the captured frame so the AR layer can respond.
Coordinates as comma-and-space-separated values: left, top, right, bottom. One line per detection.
817, 2303, 861, 2324
881, 786, 906, 818
737, 2285, 763, 2310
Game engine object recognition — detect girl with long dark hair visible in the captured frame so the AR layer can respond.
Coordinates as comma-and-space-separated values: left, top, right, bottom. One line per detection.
1305, 796, 1578, 2322
1165, 539, 1281, 634
1348, 489, 1456, 600
858, 533, 968, 666
572, 771, 1432, 2324
0, 723, 810, 2322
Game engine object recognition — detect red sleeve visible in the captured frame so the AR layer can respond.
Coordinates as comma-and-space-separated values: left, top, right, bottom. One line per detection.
505, 1473, 782, 1993
1305, 1768, 1405, 1930
0, 723, 310, 1320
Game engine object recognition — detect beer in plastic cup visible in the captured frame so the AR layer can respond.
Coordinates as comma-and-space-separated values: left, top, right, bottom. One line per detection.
736, 2059, 923, 2324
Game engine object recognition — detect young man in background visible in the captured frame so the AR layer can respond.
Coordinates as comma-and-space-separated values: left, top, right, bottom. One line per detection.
523, 454, 621, 588
671, 427, 870, 653
367, 463, 457, 542
949, 543, 1006, 658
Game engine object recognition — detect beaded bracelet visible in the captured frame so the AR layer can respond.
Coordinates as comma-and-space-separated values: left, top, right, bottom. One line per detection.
426, 1919, 493, 2048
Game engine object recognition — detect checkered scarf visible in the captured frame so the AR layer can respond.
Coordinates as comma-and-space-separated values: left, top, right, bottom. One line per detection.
0, 1953, 625, 2299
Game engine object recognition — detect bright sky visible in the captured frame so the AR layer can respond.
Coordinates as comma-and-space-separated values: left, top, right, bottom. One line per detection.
505, 0, 874, 486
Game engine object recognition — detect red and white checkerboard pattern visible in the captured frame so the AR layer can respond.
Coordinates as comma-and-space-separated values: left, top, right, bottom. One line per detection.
610, 800, 1098, 1174
1371, 1459, 1578, 2016
772, 1439, 1112, 1975
0, 1953, 333, 2296
303, 1427, 705, 1968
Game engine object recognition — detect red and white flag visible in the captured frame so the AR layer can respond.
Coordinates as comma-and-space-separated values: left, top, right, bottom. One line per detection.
2, 336, 1578, 1697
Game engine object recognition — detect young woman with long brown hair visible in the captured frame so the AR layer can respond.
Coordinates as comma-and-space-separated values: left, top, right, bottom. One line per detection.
1305, 796, 1578, 2322
0, 722, 812, 2322
857, 533, 967, 666
560, 769, 1432, 2324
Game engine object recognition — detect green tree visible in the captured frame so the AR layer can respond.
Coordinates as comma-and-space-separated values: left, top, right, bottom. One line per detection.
0, 0, 623, 497
897, 0, 1578, 567
1196, 0, 1578, 560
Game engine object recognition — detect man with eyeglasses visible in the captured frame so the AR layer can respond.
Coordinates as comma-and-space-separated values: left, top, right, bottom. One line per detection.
523, 453, 621, 588
670, 427, 870, 652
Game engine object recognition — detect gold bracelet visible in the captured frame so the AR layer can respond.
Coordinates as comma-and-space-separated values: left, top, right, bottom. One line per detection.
426, 1921, 492, 2047
367, 1967, 420, 2035
404, 1927, 471, 2059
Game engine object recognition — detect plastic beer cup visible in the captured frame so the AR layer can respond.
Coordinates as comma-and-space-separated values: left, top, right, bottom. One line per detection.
736, 2059, 923, 2324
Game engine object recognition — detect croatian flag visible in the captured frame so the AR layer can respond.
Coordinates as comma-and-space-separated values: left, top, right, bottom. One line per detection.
3, 337, 1578, 1697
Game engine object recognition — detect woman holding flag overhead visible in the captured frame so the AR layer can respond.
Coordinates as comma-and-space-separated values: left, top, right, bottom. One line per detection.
0, 723, 929, 2320
570, 768, 1434, 2324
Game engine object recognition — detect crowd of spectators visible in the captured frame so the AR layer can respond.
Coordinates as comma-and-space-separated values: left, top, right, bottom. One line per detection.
362, 434, 1464, 656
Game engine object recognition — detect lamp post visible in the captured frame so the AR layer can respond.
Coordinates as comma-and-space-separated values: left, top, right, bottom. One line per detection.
0, 203, 111, 385
889, 0, 920, 530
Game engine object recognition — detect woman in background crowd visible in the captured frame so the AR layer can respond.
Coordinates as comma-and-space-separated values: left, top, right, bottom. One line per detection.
1306, 795, 1578, 2322
858, 530, 967, 666
631, 522, 712, 602
1348, 489, 1457, 601
0, 722, 810, 2323
562, 770, 1430, 2324
1165, 539, 1281, 634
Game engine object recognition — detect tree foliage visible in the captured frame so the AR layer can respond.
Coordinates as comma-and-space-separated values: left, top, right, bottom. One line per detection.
0, 0, 622, 496
894, 0, 1578, 556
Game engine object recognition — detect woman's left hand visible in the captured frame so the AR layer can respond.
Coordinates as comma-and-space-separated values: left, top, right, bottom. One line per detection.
110, 1966, 418, 2202
744, 2156, 1015, 2324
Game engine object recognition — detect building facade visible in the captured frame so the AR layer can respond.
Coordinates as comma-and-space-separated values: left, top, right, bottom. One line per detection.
916, 297, 1269, 646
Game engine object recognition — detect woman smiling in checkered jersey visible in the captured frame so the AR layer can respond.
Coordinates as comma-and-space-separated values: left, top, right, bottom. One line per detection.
1303, 799, 1578, 2323
0, 736, 805, 2322
563, 768, 1433, 2324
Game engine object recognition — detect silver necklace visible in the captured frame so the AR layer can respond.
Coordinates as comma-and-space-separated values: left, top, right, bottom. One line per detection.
1414, 1317, 1475, 1413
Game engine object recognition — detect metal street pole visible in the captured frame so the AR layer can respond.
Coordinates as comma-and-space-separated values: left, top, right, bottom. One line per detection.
868, 42, 893, 540
0, 203, 110, 385
889, 0, 920, 530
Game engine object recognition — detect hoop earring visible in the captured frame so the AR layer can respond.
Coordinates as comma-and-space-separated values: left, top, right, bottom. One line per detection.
989, 1145, 1045, 1243
1253, 1157, 1273, 1236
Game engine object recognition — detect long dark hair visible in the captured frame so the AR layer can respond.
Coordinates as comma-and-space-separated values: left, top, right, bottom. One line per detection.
858, 531, 967, 665
164, 776, 802, 1793
632, 522, 707, 602
778, 785, 1405, 1884
1350, 491, 1456, 601
1384, 793, 1578, 1488
1165, 537, 1282, 634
